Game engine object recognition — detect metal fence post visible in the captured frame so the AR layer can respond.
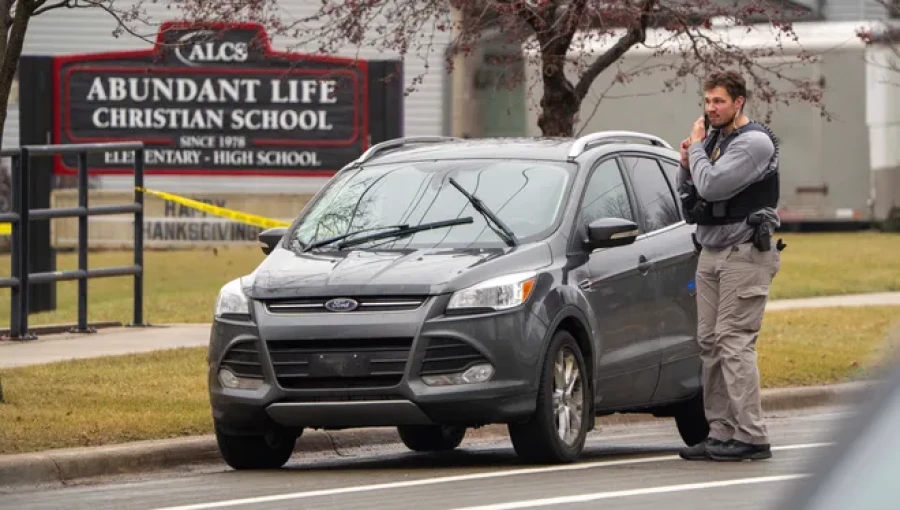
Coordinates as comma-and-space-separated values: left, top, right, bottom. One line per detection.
71, 151, 94, 333
131, 146, 145, 327
9, 154, 22, 339
16, 148, 33, 340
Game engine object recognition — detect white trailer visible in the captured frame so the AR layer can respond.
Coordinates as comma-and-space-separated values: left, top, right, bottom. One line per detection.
522, 20, 900, 228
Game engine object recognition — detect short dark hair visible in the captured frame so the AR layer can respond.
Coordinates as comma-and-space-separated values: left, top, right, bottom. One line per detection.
704, 71, 747, 103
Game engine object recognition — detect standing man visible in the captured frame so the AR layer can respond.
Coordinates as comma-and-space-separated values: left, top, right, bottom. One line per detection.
676, 70, 783, 462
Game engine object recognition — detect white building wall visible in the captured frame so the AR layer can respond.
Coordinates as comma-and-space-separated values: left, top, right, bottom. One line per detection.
824, 0, 892, 20
4, 1, 451, 193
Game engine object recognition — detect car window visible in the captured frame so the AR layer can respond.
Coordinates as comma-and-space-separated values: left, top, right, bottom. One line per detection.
579, 159, 635, 226
659, 159, 681, 190
658, 158, 684, 210
621, 156, 681, 232
289, 159, 575, 250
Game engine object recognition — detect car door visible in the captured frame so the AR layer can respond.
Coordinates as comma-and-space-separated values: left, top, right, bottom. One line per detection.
619, 153, 702, 404
576, 156, 660, 409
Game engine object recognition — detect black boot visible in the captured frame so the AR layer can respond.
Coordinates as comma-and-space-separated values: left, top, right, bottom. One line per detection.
679, 438, 724, 461
707, 440, 772, 461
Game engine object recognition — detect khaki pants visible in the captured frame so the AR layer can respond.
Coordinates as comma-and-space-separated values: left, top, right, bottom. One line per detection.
697, 242, 780, 445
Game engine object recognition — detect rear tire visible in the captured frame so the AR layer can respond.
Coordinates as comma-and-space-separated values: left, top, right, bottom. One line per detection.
508, 330, 591, 464
397, 425, 466, 452
674, 391, 710, 446
215, 426, 298, 470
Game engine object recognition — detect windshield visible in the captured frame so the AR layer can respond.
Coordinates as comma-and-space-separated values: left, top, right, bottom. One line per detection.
289, 159, 575, 251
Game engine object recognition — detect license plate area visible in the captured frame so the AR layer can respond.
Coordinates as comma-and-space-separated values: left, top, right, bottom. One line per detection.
309, 353, 370, 377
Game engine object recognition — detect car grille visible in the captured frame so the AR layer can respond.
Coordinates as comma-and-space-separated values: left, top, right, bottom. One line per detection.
220, 340, 264, 379
266, 338, 413, 389
284, 394, 406, 402
264, 296, 426, 314
420, 337, 490, 376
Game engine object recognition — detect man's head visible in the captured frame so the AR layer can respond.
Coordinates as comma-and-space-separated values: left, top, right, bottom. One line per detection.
703, 71, 747, 129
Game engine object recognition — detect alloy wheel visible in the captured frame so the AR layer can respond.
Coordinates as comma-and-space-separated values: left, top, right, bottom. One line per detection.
552, 346, 584, 446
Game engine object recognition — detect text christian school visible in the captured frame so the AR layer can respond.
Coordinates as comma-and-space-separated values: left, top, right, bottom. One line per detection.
53, 21, 370, 176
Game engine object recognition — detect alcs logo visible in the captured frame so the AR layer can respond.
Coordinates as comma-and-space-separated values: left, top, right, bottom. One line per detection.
174, 30, 249, 66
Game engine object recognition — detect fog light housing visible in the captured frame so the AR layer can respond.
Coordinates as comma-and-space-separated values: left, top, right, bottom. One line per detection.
217, 368, 264, 390
422, 363, 495, 386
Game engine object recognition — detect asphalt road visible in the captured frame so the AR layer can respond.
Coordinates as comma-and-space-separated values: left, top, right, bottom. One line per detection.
0, 405, 850, 510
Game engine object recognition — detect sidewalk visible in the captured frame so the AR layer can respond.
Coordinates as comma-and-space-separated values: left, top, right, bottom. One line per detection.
0, 324, 211, 369
1, 291, 898, 369
765, 291, 900, 310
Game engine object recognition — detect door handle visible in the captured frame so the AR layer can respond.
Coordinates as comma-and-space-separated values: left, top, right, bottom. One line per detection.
637, 255, 654, 274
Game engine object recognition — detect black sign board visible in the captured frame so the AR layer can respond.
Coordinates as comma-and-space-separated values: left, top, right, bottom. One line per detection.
53, 22, 370, 176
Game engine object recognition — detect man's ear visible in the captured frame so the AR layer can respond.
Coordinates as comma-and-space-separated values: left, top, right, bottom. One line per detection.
735, 96, 746, 113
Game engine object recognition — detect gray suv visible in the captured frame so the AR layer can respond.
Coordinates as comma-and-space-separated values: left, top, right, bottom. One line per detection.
208, 133, 707, 469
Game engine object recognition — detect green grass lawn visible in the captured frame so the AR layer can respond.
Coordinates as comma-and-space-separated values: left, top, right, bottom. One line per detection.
769, 231, 900, 299
0, 231, 896, 327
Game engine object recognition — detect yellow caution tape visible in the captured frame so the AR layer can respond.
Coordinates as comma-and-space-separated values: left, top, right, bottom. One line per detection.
0, 187, 290, 237
135, 187, 291, 230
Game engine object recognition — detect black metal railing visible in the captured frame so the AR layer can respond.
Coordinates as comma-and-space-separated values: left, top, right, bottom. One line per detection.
0, 142, 146, 340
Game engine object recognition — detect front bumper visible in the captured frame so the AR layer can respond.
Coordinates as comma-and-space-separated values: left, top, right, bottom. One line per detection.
208, 295, 548, 433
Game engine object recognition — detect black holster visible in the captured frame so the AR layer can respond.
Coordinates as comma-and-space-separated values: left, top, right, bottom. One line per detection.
746, 212, 788, 252
746, 213, 772, 252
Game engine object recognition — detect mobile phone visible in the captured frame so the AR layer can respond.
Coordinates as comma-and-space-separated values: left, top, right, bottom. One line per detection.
703, 113, 710, 131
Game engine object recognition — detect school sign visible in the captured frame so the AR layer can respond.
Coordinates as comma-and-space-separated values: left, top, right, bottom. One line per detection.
50, 21, 402, 177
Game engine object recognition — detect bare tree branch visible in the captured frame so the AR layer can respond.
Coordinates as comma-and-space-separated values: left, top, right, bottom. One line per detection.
574, 0, 655, 101
856, 0, 900, 85
60, 0, 159, 45
33, 0, 71, 17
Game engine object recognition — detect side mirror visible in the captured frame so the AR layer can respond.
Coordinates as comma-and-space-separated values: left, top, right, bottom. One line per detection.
585, 217, 639, 251
258, 227, 287, 255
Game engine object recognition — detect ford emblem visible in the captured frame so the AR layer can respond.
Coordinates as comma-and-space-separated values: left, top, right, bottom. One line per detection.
324, 298, 359, 312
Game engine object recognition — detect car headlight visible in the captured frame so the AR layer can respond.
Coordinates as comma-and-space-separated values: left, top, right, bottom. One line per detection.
446, 271, 537, 313
215, 278, 250, 319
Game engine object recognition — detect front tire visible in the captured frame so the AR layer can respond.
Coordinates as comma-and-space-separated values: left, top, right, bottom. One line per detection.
397, 425, 466, 452
215, 426, 299, 470
508, 330, 591, 464
674, 391, 710, 446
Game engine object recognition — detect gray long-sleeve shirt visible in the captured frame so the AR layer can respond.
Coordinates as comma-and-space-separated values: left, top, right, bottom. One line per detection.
676, 128, 780, 250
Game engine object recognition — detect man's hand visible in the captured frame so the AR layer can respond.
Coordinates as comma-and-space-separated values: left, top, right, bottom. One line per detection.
680, 138, 690, 167
689, 116, 707, 145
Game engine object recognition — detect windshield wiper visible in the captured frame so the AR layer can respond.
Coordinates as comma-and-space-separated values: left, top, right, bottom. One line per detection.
336, 217, 474, 250
447, 178, 518, 247
301, 224, 410, 252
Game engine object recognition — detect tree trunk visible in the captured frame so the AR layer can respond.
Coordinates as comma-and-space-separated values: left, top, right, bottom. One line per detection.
0, 0, 31, 152
537, 55, 580, 137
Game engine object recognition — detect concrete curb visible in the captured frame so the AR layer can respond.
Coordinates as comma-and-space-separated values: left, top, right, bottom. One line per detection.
0, 380, 873, 491
752, 381, 873, 411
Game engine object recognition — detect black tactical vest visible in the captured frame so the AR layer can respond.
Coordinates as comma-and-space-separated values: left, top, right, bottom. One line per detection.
693, 121, 780, 225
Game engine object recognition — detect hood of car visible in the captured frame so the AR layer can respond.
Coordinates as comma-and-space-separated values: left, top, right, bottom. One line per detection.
242, 243, 552, 300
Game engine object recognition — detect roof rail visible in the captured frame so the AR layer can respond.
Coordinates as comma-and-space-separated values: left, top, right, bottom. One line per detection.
356, 136, 461, 165
567, 131, 673, 160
